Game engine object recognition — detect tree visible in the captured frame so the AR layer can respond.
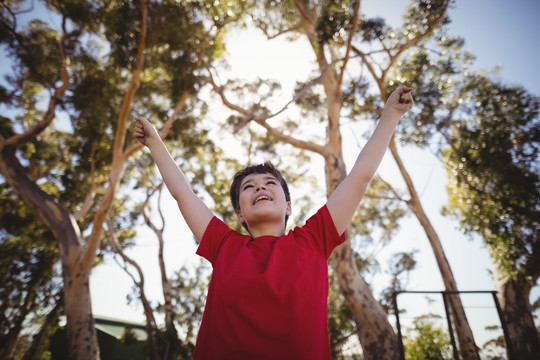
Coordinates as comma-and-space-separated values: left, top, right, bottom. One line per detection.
207, 0, 479, 357
442, 74, 540, 359
0, 0, 243, 357
404, 315, 453, 360
0, 0, 150, 356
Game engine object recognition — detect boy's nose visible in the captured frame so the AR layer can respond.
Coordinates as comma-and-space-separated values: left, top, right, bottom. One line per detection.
255, 184, 266, 192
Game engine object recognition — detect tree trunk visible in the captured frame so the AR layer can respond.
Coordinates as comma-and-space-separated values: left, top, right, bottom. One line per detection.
388, 138, 480, 359
493, 266, 540, 359
333, 235, 401, 358
0, 145, 100, 359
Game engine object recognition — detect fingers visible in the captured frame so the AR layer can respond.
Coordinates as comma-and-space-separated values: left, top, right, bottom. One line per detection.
133, 117, 147, 141
398, 86, 414, 105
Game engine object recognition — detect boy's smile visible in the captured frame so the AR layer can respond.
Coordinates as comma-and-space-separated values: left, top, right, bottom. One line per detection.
253, 192, 272, 205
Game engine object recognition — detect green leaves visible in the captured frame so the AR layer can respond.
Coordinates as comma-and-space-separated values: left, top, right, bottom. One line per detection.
404, 316, 453, 360
316, 0, 354, 44
443, 75, 540, 276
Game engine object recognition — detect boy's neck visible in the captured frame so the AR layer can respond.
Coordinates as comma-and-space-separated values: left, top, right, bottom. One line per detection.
248, 222, 286, 238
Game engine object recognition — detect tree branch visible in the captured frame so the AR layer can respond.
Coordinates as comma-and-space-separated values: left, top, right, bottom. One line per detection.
5, 18, 71, 148
123, 90, 191, 160
253, 16, 303, 40
335, 0, 361, 97
207, 69, 327, 155
142, 184, 164, 236
74, 145, 98, 221
105, 218, 161, 358
351, 45, 384, 91
376, 175, 405, 203
81, 0, 148, 271
382, 0, 450, 79
256, 118, 326, 155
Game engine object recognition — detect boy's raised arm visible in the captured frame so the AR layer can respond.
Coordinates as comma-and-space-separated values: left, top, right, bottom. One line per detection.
134, 117, 214, 241
326, 86, 413, 236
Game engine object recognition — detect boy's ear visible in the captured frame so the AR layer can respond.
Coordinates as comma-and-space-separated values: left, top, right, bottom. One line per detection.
286, 202, 292, 216
236, 209, 245, 225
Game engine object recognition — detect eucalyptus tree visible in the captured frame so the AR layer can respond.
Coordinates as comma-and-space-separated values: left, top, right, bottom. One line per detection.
0, 0, 243, 357
206, 0, 481, 357
442, 75, 540, 359
0, 205, 62, 359
388, 9, 540, 354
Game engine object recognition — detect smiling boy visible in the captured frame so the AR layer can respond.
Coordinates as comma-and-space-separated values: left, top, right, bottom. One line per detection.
134, 86, 413, 359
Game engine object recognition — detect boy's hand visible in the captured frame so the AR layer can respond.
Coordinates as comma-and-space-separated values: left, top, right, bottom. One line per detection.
384, 86, 414, 117
134, 117, 159, 147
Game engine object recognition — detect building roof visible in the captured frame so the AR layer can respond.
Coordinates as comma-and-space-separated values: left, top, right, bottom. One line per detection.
94, 315, 147, 341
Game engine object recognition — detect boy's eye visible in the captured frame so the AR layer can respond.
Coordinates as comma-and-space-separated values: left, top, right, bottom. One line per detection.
242, 184, 253, 190
267, 180, 277, 185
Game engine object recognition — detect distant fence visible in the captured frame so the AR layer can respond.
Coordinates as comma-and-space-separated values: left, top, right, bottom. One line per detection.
391, 290, 513, 360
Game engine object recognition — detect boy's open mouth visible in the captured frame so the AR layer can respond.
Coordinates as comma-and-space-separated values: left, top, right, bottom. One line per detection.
253, 195, 272, 204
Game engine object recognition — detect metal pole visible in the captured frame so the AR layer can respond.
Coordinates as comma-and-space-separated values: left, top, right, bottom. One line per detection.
392, 291, 406, 360
491, 291, 515, 359
441, 292, 460, 360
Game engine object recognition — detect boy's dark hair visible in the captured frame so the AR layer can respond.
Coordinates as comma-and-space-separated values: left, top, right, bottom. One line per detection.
230, 162, 291, 232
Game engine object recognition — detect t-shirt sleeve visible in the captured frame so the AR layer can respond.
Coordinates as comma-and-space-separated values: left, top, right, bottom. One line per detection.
196, 216, 233, 266
298, 205, 346, 259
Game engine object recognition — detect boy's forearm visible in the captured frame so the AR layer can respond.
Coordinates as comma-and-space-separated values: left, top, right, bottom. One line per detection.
147, 138, 193, 199
327, 86, 412, 235
326, 110, 401, 235
145, 138, 213, 241
350, 109, 400, 182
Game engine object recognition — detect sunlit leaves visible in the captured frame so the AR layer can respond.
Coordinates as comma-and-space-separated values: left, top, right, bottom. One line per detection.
443, 75, 540, 277
249, 0, 297, 39
7, 20, 62, 86
357, 17, 387, 42
404, 316, 453, 360
316, 0, 354, 44
46, 0, 103, 26
403, 0, 451, 39
389, 31, 475, 147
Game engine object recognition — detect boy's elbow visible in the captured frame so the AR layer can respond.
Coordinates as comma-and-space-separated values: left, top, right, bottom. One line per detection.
350, 171, 372, 193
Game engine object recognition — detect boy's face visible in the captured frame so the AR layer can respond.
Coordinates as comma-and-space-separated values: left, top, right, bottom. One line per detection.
236, 172, 292, 230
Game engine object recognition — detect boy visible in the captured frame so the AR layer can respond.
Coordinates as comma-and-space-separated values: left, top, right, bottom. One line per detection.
134, 86, 413, 359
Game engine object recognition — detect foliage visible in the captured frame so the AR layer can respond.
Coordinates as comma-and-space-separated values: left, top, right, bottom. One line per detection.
379, 251, 418, 314
481, 325, 507, 360
442, 75, 540, 278
327, 267, 362, 358
169, 260, 211, 348
0, 189, 62, 358
120, 327, 139, 346
404, 316, 453, 360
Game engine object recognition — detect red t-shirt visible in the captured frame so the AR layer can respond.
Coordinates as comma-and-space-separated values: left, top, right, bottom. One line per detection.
193, 205, 345, 360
